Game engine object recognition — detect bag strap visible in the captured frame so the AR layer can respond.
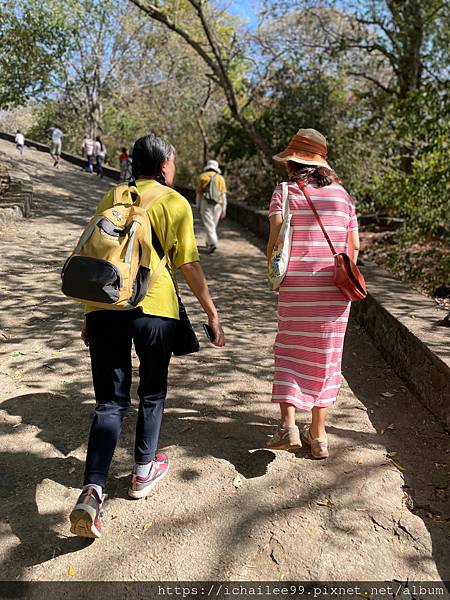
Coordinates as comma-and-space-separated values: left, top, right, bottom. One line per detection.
204, 173, 216, 196
150, 224, 180, 297
297, 182, 337, 256
138, 185, 169, 211
281, 182, 289, 220
134, 185, 171, 287
113, 183, 134, 206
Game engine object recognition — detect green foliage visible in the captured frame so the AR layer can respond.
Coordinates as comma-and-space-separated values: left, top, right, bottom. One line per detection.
2, 0, 449, 246
366, 90, 450, 241
0, 0, 69, 108
26, 98, 84, 157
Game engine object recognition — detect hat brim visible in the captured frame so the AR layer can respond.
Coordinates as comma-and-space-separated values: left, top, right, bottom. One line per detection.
203, 165, 221, 174
273, 153, 331, 169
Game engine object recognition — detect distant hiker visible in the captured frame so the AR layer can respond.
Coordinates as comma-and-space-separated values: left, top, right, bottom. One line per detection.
82, 135, 95, 173
196, 160, 227, 254
119, 147, 132, 181
94, 136, 106, 178
15, 130, 25, 156
67, 134, 225, 539
266, 128, 360, 459
49, 126, 64, 167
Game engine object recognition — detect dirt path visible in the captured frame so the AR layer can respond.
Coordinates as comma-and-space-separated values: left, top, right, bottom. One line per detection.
0, 139, 449, 582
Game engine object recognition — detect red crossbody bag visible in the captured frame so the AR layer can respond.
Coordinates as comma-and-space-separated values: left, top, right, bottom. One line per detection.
298, 182, 367, 302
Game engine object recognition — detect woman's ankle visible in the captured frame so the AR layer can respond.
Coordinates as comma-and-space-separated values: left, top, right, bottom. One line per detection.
280, 420, 297, 429
309, 426, 326, 440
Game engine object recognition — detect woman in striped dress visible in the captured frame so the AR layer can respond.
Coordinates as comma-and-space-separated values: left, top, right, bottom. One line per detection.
266, 129, 360, 458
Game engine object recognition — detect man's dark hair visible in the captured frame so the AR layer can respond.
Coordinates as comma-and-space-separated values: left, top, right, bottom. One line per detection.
131, 135, 175, 184
121, 147, 127, 153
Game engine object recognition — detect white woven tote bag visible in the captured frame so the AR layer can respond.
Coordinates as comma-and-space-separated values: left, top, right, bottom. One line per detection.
268, 182, 292, 291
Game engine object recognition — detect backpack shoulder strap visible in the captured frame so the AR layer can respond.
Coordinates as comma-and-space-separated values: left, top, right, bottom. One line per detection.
113, 183, 134, 206
138, 184, 170, 211
130, 184, 170, 288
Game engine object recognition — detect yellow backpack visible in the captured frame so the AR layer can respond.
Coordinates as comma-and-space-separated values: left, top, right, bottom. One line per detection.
61, 183, 167, 309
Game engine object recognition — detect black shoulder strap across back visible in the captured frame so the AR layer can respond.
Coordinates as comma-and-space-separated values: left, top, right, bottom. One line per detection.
151, 225, 179, 296
151, 225, 165, 261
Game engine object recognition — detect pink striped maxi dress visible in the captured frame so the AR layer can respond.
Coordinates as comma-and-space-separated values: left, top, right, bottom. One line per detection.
269, 181, 359, 410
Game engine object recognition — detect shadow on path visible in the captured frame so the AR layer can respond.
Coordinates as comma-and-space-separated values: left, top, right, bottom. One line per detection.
0, 139, 448, 581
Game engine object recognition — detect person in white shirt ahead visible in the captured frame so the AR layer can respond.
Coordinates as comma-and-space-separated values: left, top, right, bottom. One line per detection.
15, 131, 25, 157
82, 136, 95, 173
49, 126, 64, 167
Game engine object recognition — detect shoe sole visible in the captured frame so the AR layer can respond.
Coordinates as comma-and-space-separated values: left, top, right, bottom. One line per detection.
266, 443, 301, 452
127, 463, 169, 499
70, 507, 101, 539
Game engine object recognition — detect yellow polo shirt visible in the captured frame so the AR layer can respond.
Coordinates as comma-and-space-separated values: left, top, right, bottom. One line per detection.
85, 179, 199, 320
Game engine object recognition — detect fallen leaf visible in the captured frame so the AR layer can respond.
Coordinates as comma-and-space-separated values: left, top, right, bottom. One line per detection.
316, 498, 334, 507
386, 451, 397, 458
381, 392, 394, 397
233, 474, 242, 489
390, 459, 407, 472
69, 467, 75, 474
11, 351, 25, 357
355, 508, 369, 512
143, 523, 151, 531
68, 566, 75, 577
131, 533, 140, 539
111, 514, 118, 520
380, 424, 395, 435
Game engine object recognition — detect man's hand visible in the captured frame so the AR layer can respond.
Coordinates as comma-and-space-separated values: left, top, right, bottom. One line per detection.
221, 209, 226, 220
208, 316, 225, 347
81, 318, 89, 347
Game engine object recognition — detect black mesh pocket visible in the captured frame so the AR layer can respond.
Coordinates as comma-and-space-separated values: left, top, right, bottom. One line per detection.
129, 265, 150, 306
62, 256, 121, 303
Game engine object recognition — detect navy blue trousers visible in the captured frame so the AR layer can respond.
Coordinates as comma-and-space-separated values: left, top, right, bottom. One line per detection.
84, 309, 177, 487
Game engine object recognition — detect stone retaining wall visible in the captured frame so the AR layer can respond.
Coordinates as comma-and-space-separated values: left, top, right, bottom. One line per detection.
0, 163, 10, 195
0, 142, 32, 223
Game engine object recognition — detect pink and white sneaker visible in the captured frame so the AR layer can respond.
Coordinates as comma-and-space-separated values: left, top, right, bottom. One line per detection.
128, 452, 169, 499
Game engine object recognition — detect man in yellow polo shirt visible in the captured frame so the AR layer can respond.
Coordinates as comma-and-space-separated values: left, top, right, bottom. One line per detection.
196, 159, 227, 254
70, 135, 225, 540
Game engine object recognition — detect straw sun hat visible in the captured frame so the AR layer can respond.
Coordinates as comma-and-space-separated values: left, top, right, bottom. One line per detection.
273, 128, 331, 169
